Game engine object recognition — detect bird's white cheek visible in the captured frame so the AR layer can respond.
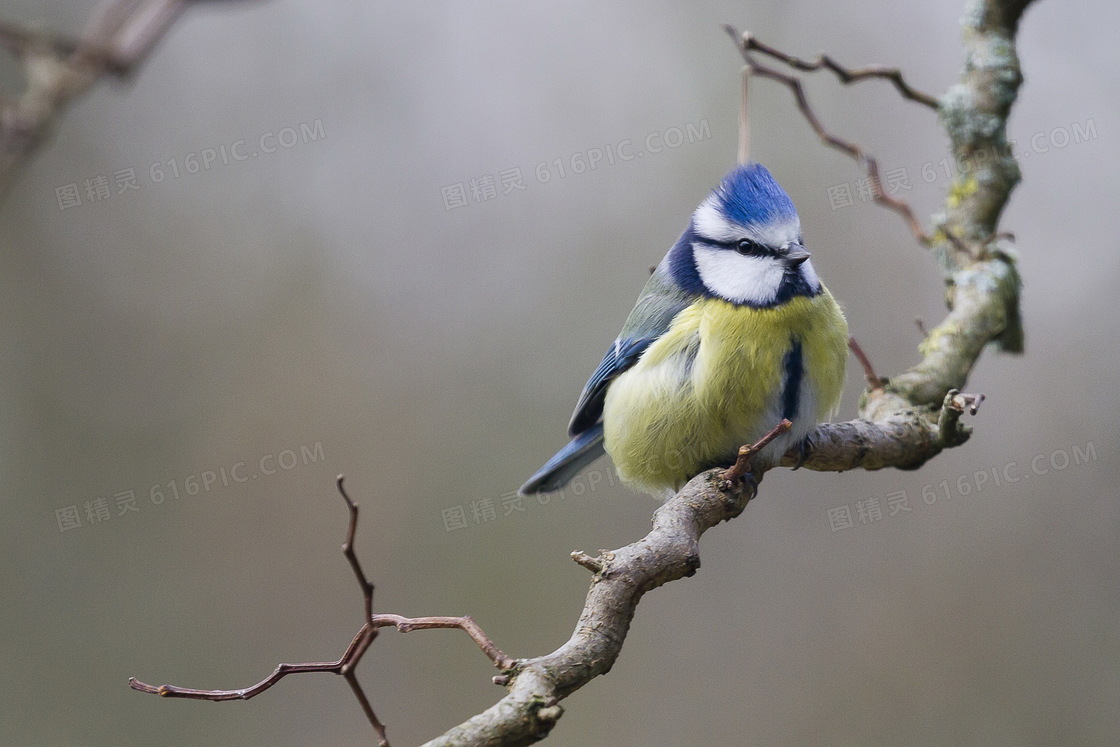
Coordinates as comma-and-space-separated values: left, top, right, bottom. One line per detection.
692, 244, 785, 306
799, 258, 821, 291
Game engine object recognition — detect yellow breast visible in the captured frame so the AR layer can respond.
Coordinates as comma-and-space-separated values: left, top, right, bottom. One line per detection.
602, 290, 847, 493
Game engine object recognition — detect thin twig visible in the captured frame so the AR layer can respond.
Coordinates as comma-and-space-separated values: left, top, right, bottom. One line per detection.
722, 25, 934, 247
949, 390, 985, 416
128, 638, 367, 702
129, 477, 515, 746
345, 669, 389, 747
370, 614, 516, 670
848, 336, 884, 390
936, 389, 985, 447
570, 551, 604, 574
742, 34, 940, 109
336, 475, 375, 621
738, 65, 751, 164
720, 418, 793, 485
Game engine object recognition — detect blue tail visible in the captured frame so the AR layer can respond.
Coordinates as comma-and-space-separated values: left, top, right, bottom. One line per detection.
519, 423, 605, 496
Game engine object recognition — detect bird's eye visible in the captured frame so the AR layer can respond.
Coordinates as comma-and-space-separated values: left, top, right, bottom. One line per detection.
736, 239, 763, 256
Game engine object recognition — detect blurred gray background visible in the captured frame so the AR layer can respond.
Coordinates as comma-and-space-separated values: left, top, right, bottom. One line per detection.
1, 1, 1117, 745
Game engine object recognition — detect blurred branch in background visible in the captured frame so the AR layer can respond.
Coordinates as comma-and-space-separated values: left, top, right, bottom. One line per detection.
0, 0, 247, 199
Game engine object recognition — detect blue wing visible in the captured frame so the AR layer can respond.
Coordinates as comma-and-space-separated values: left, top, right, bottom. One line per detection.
567, 263, 695, 437
566, 336, 656, 436
519, 261, 695, 496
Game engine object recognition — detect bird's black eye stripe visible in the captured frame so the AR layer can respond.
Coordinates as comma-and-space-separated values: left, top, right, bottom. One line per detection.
735, 238, 769, 256
697, 235, 777, 257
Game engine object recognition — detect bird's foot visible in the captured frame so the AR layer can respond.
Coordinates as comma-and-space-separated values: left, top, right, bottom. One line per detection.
790, 435, 814, 471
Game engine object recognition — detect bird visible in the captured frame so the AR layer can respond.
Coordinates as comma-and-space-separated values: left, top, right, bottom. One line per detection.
519, 162, 848, 499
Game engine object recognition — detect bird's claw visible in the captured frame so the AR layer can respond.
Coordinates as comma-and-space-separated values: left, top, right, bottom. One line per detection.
790, 435, 813, 470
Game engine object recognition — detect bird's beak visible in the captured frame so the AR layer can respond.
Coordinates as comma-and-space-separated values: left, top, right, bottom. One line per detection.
784, 244, 811, 267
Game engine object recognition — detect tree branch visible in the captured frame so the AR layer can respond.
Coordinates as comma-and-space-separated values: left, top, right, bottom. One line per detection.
937, 0, 1031, 282
129, 477, 516, 747
423, 464, 760, 746
0, 0, 247, 198
426, 3, 1032, 742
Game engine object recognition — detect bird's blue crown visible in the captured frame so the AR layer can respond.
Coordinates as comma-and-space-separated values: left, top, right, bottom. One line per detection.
713, 162, 798, 228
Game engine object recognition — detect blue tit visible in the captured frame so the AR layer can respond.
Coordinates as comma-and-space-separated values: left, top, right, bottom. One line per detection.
519, 162, 848, 498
